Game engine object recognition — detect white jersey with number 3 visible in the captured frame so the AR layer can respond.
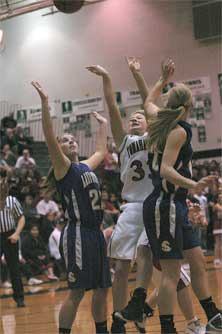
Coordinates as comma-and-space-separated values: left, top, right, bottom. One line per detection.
119, 133, 153, 203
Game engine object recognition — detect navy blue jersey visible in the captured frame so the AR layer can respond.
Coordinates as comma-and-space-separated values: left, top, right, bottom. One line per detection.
56, 163, 103, 229
148, 121, 193, 200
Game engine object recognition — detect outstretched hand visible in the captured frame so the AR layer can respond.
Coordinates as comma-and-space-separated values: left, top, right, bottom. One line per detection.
86, 65, 109, 77
92, 112, 107, 125
125, 56, 141, 73
161, 58, 175, 83
31, 81, 48, 101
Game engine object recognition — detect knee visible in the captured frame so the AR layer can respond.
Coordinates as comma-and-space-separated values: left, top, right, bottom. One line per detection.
190, 253, 206, 276
69, 289, 84, 303
93, 288, 109, 301
114, 261, 130, 280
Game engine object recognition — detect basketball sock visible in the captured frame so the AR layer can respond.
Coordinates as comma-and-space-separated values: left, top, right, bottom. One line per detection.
159, 315, 177, 333
59, 328, 71, 334
95, 320, 108, 334
200, 296, 220, 321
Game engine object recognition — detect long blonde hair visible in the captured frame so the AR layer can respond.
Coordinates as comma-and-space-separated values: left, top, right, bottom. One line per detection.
147, 83, 192, 153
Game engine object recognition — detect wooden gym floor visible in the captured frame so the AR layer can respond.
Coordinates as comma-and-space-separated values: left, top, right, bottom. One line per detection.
1, 256, 221, 334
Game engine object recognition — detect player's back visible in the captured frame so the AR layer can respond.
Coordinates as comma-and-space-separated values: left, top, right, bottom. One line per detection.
119, 133, 153, 202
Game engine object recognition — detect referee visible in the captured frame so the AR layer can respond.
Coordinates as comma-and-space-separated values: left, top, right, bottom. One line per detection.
0, 175, 25, 307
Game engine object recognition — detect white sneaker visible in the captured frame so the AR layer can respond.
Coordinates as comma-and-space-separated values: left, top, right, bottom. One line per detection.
185, 319, 206, 334
2, 281, 12, 288
28, 278, 43, 285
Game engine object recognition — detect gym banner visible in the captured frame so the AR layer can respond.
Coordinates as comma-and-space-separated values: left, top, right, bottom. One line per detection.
72, 96, 104, 115
16, 103, 56, 122
121, 90, 142, 107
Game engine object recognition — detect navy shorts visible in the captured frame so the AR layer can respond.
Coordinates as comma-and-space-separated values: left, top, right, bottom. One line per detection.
60, 223, 111, 290
143, 192, 200, 260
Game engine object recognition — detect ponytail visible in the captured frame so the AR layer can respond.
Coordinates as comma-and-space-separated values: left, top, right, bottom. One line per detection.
40, 167, 59, 199
147, 106, 186, 153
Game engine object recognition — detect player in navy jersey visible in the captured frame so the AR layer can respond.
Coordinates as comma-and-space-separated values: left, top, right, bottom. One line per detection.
143, 61, 222, 334
31, 81, 111, 334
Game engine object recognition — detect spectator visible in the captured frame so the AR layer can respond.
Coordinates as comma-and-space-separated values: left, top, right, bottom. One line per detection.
101, 190, 119, 227
48, 219, 66, 279
15, 126, 33, 156
1, 112, 17, 131
40, 210, 57, 244
15, 149, 36, 170
36, 193, 59, 218
194, 189, 208, 250
1, 144, 17, 167
1, 128, 17, 151
21, 224, 58, 281
23, 194, 40, 230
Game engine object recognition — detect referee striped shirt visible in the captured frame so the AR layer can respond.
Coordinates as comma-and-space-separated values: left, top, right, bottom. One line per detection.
0, 196, 23, 233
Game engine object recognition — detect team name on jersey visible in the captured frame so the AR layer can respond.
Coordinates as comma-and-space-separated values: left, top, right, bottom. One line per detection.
127, 138, 147, 158
81, 172, 99, 188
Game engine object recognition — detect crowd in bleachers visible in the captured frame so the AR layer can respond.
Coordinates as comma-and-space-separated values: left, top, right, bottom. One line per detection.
0, 116, 221, 288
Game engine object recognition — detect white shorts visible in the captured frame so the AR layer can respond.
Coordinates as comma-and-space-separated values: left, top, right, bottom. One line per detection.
137, 229, 150, 247
107, 203, 145, 260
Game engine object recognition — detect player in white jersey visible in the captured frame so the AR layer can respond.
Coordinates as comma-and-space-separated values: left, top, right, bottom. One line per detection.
87, 64, 154, 334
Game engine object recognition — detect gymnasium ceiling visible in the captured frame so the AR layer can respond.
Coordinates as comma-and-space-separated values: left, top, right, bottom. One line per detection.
0, 0, 106, 21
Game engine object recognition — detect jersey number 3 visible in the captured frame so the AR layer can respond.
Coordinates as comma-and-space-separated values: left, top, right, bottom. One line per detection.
130, 160, 145, 181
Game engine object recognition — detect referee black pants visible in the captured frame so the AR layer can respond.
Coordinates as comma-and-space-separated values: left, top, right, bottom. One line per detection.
0, 230, 24, 301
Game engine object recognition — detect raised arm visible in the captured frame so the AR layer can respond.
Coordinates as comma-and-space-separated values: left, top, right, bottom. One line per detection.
144, 58, 175, 120
86, 65, 126, 149
31, 81, 71, 180
126, 56, 149, 103
161, 126, 215, 190
82, 112, 108, 170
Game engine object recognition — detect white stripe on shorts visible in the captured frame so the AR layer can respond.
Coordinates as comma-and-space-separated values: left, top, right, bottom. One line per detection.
169, 194, 176, 238
75, 222, 82, 270
63, 223, 68, 268
155, 192, 164, 239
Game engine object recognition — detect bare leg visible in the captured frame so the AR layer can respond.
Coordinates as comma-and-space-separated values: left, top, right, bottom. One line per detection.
59, 289, 84, 331
183, 247, 210, 300
136, 245, 153, 289
112, 259, 131, 311
158, 260, 181, 315
177, 285, 195, 321
91, 288, 109, 322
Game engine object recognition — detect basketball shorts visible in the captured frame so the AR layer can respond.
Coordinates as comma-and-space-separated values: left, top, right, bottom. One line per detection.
60, 222, 111, 290
107, 203, 145, 260
143, 192, 200, 260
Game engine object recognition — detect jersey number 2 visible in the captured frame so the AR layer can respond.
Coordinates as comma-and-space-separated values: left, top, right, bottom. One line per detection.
89, 189, 101, 210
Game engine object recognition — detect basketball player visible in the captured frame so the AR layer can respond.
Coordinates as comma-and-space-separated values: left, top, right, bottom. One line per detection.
142, 64, 222, 333
86, 64, 153, 334
31, 81, 111, 334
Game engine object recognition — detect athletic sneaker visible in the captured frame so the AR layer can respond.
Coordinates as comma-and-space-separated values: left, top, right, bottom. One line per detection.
111, 312, 126, 334
134, 314, 146, 333
28, 278, 43, 286
134, 303, 154, 333
185, 319, 206, 334
116, 288, 147, 323
206, 313, 222, 333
